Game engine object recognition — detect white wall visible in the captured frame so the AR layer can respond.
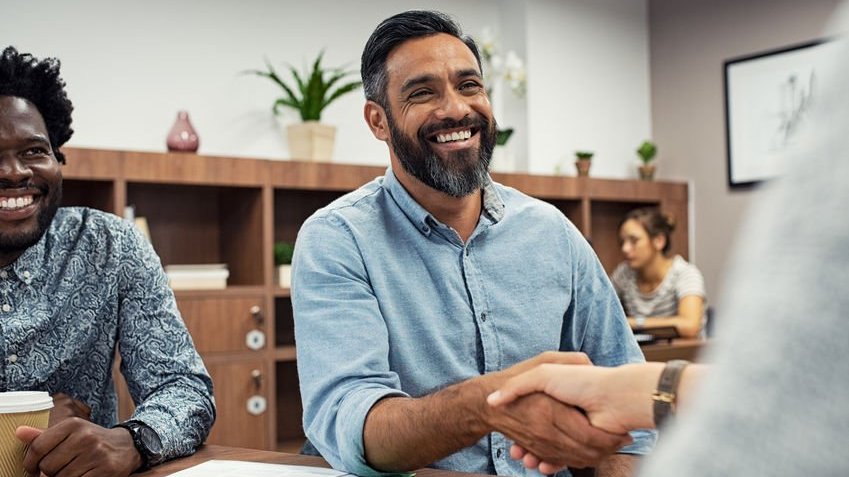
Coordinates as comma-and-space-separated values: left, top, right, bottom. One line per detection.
3, 0, 650, 176
526, 0, 652, 176
648, 0, 841, 302
2, 0, 495, 164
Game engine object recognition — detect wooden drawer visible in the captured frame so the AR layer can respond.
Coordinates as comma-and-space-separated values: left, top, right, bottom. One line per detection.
178, 296, 267, 354
205, 359, 270, 449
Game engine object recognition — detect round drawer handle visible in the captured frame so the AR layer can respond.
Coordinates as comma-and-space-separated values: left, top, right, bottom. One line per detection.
246, 330, 266, 351
247, 395, 267, 416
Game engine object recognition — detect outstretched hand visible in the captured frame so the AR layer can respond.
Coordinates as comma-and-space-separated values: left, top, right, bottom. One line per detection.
487, 362, 664, 473
487, 392, 631, 470
478, 352, 633, 470
488, 362, 661, 434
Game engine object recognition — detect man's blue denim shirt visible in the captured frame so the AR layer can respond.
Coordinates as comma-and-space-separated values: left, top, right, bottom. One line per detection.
292, 168, 655, 477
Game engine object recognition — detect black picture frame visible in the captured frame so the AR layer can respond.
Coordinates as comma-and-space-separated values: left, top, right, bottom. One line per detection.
723, 39, 832, 188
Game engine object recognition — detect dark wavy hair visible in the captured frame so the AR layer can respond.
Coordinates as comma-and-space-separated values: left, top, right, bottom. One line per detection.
361, 10, 482, 110
0, 46, 74, 164
621, 207, 676, 255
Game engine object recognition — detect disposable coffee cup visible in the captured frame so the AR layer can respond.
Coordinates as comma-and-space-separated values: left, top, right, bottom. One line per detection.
0, 391, 53, 477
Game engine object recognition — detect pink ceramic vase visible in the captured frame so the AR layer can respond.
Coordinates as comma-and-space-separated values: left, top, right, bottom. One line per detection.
166, 110, 200, 152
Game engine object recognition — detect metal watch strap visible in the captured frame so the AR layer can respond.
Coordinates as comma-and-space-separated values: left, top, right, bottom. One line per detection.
652, 359, 689, 428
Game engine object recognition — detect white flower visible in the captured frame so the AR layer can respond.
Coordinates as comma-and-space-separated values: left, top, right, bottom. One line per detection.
476, 28, 527, 99
503, 50, 526, 96
479, 27, 498, 60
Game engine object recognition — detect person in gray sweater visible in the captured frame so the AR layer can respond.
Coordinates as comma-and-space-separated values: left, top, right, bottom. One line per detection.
487, 11, 849, 477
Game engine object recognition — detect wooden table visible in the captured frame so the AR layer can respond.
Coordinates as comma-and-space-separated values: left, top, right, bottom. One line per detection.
138, 445, 491, 477
640, 338, 707, 362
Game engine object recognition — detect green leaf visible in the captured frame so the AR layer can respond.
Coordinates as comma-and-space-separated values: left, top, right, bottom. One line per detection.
274, 241, 296, 265
636, 140, 657, 163
495, 128, 514, 146
247, 50, 362, 121
322, 80, 363, 110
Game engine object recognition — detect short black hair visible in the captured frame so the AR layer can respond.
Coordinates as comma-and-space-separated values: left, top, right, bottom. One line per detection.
361, 10, 482, 109
0, 46, 74, 164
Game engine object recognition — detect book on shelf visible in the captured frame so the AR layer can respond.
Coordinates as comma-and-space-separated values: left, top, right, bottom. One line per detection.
165, 263, 229, 290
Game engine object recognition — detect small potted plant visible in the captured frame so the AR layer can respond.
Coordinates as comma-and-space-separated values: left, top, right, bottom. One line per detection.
575, 151, 594, 177
274, 241, 296, 288
636, 140, 658, 180
246, 51, 361, 161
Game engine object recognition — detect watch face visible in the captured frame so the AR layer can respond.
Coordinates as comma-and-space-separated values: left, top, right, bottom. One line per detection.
137, 426, 164, 455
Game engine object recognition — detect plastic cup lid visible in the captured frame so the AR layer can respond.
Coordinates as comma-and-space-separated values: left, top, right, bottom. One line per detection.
0, 391, 54, 413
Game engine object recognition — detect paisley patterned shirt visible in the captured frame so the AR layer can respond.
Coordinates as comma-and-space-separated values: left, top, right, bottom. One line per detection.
0, 207, 215, 461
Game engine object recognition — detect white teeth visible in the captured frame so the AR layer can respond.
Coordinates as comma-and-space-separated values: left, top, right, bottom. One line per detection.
436, 129, 472, 143
0, 196, 34, 210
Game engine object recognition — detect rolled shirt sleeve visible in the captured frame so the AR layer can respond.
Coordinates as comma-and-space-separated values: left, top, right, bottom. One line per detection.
116, 222, 216, 460
293, 214, 409, 476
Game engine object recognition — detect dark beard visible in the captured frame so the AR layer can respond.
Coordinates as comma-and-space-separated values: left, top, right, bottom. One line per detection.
387, 108, 497, 198
0, 182, 62, 253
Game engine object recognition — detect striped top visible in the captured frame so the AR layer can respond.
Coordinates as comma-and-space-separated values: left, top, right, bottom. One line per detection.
611, 255, 705, 319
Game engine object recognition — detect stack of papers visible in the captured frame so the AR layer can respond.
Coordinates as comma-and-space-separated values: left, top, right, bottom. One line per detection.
165, 264, 229, 290
167, 460, 350, 476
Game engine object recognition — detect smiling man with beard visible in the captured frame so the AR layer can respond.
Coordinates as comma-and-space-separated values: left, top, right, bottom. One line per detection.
291, 10, 654, 477
0, 46, 214, 477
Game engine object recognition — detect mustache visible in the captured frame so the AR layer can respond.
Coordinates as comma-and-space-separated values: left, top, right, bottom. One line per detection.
418, 115, 490, 140
0, 179, 47, 193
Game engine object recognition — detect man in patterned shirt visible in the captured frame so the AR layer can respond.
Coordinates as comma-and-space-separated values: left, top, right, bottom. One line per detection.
0, 46, 215, 476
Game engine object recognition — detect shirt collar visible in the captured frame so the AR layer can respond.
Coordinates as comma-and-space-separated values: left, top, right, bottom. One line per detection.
481, 177, 506, 223
382, 166, 506, 236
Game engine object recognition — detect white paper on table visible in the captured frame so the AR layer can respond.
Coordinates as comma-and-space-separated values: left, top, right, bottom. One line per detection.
166, 460, 352, 477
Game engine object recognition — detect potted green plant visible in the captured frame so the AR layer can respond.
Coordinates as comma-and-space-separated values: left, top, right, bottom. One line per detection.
637, 140, 658, 180
575, 151, 594, 177
246, 51, 361, 161
274, 241, 295, 288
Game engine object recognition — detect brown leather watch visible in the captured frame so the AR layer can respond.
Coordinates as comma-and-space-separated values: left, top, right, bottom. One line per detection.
652, 359, 689, 427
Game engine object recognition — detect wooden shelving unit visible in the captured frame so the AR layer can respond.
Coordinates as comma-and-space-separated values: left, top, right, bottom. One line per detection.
62, 147, 688, 452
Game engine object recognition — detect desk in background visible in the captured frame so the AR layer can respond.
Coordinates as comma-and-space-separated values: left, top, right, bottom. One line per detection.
138, 445, 492, 477
641, 338, 707, 362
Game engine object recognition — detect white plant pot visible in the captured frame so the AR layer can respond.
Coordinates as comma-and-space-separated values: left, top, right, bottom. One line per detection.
287, 121, 336, 161
277, 264, 292, 288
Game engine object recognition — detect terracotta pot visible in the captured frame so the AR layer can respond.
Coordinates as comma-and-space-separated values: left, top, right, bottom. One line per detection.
287, 121, 336, 161
639, 163, 656, 181
575, 159, 591, 177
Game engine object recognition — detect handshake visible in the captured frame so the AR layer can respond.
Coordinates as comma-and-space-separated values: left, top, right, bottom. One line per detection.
483, 352, 693, 474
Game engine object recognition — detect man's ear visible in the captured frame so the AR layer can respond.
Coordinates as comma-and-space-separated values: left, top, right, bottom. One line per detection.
364, 101, 390, 142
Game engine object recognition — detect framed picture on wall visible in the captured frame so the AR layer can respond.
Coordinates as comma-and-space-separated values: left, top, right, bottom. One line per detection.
724, 39, 835, 188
